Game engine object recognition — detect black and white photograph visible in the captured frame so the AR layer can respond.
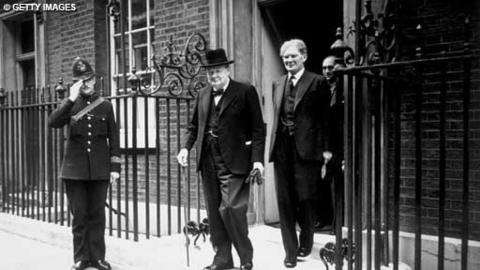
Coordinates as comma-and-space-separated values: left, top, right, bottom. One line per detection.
0, 0, 479, 269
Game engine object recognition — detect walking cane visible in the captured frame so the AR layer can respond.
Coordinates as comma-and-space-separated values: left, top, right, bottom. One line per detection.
181, 166, 191, 267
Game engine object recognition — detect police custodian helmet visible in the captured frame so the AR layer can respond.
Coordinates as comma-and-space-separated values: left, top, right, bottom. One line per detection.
72, 56, 94, 81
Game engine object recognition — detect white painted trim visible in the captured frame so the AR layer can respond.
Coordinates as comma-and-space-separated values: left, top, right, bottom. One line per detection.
208, 0, 217, 49
0, 20, 4, 89
0, 11, 16, 20
208, 0, 235, 77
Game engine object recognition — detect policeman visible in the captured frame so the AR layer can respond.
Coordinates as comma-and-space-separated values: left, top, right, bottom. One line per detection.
49, 57, 120, 270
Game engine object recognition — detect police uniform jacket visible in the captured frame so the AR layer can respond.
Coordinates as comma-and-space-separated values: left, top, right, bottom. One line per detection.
48, 93, 121, 180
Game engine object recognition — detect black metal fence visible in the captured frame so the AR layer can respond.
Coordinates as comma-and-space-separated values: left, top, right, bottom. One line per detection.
0, 80, 207, 240
330, 53, 476, 270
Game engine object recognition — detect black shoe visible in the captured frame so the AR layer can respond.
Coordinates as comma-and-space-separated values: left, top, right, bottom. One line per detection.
283, 258, 297, 268
297, 247, 311, 257
70, 261, 90, 270
240, 262, 253, 270
203, 264, 232, 270
92, 260, 111, 270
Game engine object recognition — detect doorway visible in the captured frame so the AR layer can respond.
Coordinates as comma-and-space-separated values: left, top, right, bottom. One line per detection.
260, 0, 343, 74
257, 0, 343, 224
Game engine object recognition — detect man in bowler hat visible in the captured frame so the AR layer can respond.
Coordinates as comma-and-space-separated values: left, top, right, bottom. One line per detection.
177, 48, 265, 270
49, 57, 120, 270
269, 39, 331, 268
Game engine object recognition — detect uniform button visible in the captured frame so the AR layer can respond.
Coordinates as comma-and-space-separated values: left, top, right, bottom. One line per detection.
88, 124, 92, 128
88, 132, 92, 136
87, 116, 91, 120
87, 101, 91, 105
87, 141, 91, 145
87, 148, 91, 152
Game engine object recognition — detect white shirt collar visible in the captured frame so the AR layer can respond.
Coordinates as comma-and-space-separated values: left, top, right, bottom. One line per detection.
288, 68, 305, 86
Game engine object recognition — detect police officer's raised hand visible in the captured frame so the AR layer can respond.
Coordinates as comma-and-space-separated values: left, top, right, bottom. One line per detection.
68, 80, 83, 101
177, 148, 189, 167
110, 172, 120, 184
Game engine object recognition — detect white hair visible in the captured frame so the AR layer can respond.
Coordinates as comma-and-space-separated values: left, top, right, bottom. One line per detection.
280, 39, 307, 57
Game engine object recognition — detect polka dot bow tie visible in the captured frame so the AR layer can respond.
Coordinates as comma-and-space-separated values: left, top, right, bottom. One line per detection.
212, 89, 224, 97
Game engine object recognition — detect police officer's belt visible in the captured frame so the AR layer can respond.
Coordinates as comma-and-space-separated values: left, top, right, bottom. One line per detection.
71, 97, 105, 123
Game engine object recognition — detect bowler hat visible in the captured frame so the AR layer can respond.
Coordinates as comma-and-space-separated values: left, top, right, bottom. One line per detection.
201, 48, 234, 68
72, 56, 94, 80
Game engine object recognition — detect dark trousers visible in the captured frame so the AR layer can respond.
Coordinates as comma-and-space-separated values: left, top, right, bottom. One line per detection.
273, 131, 319, 259
64, 179, 109, 262
316, 158, 343, 229
200, 135, 252, 266
315, 177, 333, 226
330, 158, 344, 230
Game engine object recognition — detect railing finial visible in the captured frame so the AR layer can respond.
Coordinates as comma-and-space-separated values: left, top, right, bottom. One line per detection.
0, 88, 6, 106
55, 77, 67, 100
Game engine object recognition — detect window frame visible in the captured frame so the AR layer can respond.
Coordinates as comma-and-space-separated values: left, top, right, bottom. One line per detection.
108, 0, 156, 149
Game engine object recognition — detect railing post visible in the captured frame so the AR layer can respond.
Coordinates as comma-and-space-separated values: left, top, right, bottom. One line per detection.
128, 67, 140, 241
461, 15, 471, 270
0, 88, 5, 213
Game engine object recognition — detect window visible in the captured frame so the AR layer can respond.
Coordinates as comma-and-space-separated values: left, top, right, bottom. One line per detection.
111, 0, 155, 92
1, 13, 37, 93
109, 0, 156, 149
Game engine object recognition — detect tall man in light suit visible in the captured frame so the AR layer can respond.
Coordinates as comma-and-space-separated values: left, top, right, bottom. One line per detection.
269, 39, 331, 268
177, 49, 265, 270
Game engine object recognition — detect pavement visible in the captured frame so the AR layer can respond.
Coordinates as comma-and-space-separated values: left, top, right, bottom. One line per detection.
0, 213, 336, 270
0, 229, 73, 270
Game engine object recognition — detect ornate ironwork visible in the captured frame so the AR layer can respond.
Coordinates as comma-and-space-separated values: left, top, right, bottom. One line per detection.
107, 0, 120, 23
143, 32, 208, 97
183, 218, 209, 246
107, 0, 207, 97
347, 0, 400, 66
319, 238, 356, 270
330, 27, 355, 67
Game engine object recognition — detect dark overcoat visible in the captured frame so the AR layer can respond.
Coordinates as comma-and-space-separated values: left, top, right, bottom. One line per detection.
48, 93, 121, 180
184, 79, 265, 175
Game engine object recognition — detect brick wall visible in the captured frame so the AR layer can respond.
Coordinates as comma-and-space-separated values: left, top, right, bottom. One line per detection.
46, 0, 100, 85
152, 0, 209, 60
110, 0, 211, 211
43, 0, 211, 212
393, 0, 480, 240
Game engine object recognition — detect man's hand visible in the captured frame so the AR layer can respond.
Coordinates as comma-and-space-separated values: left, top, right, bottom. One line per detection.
110, 172, 120, 184
323, 151, 333, 163
69, 80, 82, 101
253, 162, 264, 176
177, 148, 189, 167
245, 162, 264, 185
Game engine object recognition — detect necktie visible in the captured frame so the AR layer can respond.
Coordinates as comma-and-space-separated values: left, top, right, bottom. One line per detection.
286, 76, 295, 97
212, 88, 224, 97
330, 85, 337, 107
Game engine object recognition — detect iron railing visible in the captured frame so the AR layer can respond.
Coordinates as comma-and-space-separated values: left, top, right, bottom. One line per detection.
0, 31, 209, 241
320, 1, 478, 269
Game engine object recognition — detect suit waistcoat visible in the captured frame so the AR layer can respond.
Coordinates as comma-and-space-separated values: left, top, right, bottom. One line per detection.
206, 96, 222, 135
280, 78, 297, 133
